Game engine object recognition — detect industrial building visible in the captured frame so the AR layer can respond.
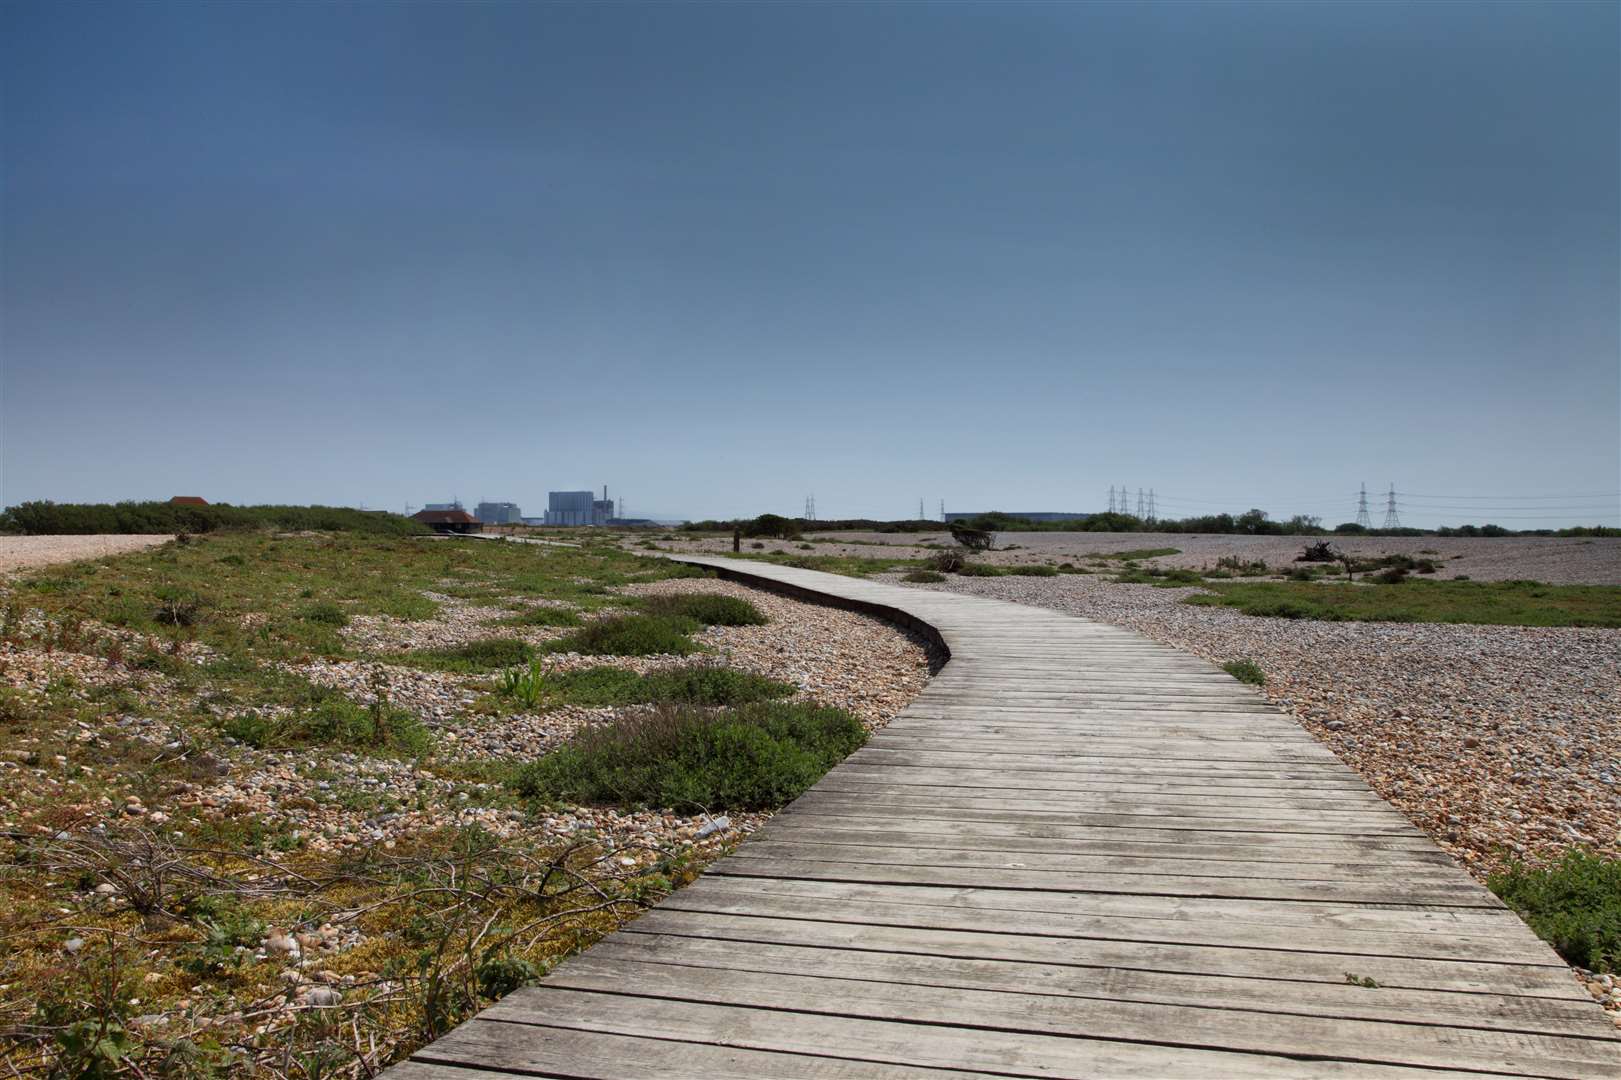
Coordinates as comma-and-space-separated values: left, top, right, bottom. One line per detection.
474, 501, 523, 525
544, 490, 615, 526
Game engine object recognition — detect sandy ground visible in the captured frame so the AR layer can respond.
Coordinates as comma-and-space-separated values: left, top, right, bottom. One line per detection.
0, 534, 173, 574
649, 531, 1621, 585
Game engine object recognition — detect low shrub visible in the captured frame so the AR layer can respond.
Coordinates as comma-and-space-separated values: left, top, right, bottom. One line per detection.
501, 606, 583, 628
1008, 564, 1059, 577
1215, 556, 1269, 576
546, 614, 699, 656
1490, 850, 1621, 973
638, 593, 767, 626
409, 638, 536, 671
298, 601, 349, 627
928, 550, 966, 573
957, 563, 1006, 577
511, 701, 865, 810
223, 697, 430, 754
547, 665, 795, 707
902, 570, 947, 583
1222, 659, 1266, 686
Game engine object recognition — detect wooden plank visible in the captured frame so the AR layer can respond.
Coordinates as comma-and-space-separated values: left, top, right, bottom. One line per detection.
406, 1018, 993, 1078
634, 905, 1575, 994
542, 955, 1621, 1077
481, 987, 1489, 1079
751, 823, 1456, 865
591, 933, 1609, 1038
667, 875, 1549, 952
708, 853, 1495, 905
729, 839, 1468, 882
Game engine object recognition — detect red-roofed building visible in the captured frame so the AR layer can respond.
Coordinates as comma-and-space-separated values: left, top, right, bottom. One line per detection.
169, 496, 209, 506
410, 509, 482, 535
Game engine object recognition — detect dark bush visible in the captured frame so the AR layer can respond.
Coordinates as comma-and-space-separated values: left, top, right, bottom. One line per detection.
638, 593, 766, 626
957, 563, 1006, 577
948, 522, 994, 552
502, 606, 583, 628
902, 570, 947, 583
298, 601, 349, 627
1297, 540, 1342, 563
511, 701, 865, 810
928, 550, 966, 573
411, 638, 536, 671
546, 614, 699, 656
547, 665, 795, 707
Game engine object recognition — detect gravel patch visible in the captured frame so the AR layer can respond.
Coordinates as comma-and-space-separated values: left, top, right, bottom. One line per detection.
618, 577, 936, 729
805, 531, 1621, 584
0, 534, 174, 574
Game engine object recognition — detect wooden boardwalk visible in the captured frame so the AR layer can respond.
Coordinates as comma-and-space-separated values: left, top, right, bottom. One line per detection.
391, 556, 1618, 1078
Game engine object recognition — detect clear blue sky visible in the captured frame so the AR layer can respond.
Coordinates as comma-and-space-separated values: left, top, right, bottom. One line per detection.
3, 1, 1617, 527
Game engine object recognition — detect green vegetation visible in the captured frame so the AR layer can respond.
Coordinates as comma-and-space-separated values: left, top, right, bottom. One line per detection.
498, 659, 550, 708
637, 592, 767, 626
1008, 564, 1059, 577
902, 570, 947, 583
501, 606, 583, 628
511, 701, 865, 810
0, 500, 425, 536
546, 614, 700, 656
541, 665, 795, 707
1222, 659, 1266, 686
1214, 555, 1269, 576
406, 638, 535, 672
1490, 850, 1621, 972
1185, 579, 1621, 627
737, 551, 920, 577
957, 562, 1006, 577
222, 695, 431, 755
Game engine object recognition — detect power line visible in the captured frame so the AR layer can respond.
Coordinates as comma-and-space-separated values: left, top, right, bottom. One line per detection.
1399, 492, 1621, 501
1355, 484, 1372, 529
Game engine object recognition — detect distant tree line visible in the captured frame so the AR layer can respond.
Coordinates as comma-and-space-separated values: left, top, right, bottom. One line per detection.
0, 501, 428, 536
683, 510, 1617, 539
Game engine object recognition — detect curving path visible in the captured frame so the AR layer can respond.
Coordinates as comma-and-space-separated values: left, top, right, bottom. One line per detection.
390, 555, 1618, 1078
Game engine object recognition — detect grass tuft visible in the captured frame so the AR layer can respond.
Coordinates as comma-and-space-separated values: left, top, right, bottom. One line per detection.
902, 570, 947, 583
1222, 659, 1265, 685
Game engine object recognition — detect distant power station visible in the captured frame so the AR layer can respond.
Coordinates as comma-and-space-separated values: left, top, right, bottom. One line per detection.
544, 489, 615, 526
474, 501, 522, 525
413, 486, 628, 527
